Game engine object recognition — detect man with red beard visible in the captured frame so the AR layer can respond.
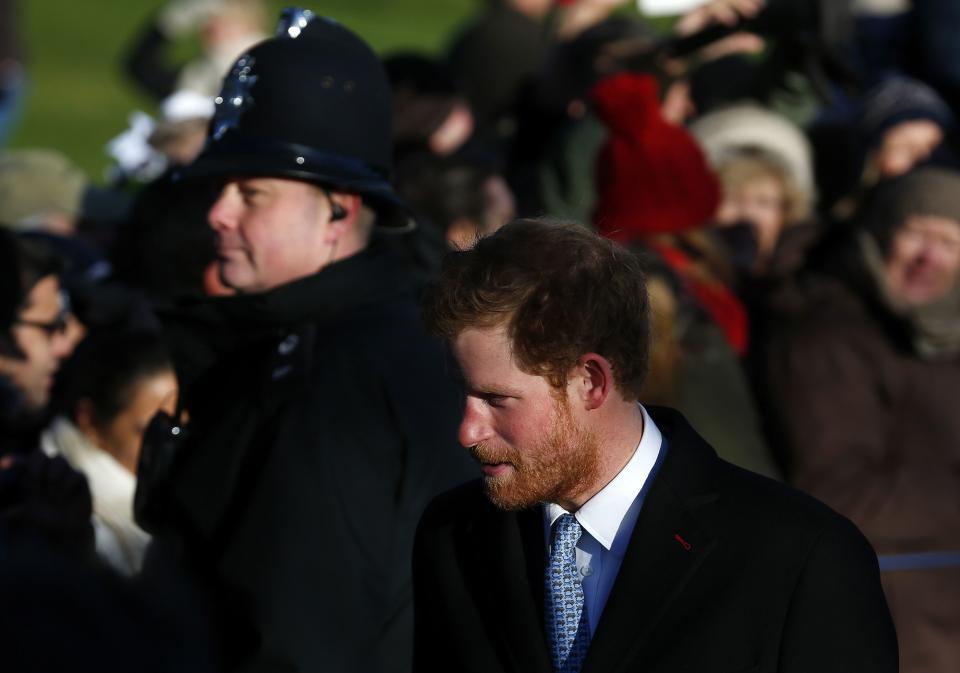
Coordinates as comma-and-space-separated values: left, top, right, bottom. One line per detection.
413, 218, 897, 673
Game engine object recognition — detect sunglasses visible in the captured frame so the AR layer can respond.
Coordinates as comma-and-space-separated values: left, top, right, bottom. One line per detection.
15, 312, 70, 337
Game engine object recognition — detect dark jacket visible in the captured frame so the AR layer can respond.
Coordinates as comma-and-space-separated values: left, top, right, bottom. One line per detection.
413, 407, 897, 673
137, 242, 475, 673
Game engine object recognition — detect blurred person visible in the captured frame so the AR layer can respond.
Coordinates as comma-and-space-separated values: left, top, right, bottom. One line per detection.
149, 90, 214, 166
1, 241, 213, 670
588, 72, 779, 476
758, 167, 960, 673
395, 150, 515, 253
690, 103, 817, 276
615, 0, 860, 125
859, 78, 956, 182
712, 151, 810, 273
591, 72, 743, 353
15, 227, 163, 344
814, 76, 960, 218
108, 90, 216, 184
0, 149, 96, 237
534, 14, 661, 221
413, 218, 896, 673
447, 0, 555, 140
0, 231, 74, 441
688, 107, 824, 432
392, 150, 516, 282
385, 53, 476, 159
0, 228, 93, 560
125, 0, 267, 101
448, 0, 632, 147
533, 3, 770, 222
0, 149, 132, 242
135, 12, 473, 673
41, 332, 176, 575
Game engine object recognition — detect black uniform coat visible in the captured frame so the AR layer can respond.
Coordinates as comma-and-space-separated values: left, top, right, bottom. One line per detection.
137, 242, 475, 673
412, 407, 898, 673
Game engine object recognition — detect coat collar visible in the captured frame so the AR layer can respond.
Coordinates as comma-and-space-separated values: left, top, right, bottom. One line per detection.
158, 239, 414, 392
582, 406, 721, 673
462, 407, 721, 673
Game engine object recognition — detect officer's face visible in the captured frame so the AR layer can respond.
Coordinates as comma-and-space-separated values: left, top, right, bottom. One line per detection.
208, 177, 340, 293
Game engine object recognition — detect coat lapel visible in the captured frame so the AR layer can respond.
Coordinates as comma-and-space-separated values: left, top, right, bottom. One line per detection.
583, 408, 720, 673
460, 504, 553, 673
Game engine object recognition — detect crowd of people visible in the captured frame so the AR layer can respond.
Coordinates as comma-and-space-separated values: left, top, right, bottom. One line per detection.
1, 0, 958, 671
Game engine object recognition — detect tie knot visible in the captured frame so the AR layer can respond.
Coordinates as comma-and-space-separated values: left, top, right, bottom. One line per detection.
552, 513, 582, 552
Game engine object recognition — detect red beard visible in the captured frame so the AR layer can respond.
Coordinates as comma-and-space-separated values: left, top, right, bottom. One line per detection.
470, 397, 601, 510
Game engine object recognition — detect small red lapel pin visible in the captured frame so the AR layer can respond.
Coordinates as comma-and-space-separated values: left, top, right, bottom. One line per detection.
674, 533, 692, 551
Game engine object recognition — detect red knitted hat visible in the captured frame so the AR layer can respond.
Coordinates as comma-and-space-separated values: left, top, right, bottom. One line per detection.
591, 73, 720, 242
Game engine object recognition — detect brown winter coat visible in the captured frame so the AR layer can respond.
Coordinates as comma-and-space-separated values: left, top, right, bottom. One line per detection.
758, 273, 960, 673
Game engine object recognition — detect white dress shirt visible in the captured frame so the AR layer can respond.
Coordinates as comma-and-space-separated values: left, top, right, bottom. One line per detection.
543, 405, 665, 635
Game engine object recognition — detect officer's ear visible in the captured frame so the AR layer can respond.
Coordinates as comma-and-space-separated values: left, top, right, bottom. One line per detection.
569, 353, 614, 412
329, 200, 347, 222
325, 192, 366, 241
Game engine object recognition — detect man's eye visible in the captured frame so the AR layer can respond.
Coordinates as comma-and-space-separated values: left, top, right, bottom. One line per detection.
484, 395, 507, 408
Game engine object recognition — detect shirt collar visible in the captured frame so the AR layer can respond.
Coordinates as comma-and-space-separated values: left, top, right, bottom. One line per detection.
545, 405, 662, 550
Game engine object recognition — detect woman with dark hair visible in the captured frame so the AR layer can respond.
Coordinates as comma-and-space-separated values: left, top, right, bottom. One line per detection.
42, 331, 177, 575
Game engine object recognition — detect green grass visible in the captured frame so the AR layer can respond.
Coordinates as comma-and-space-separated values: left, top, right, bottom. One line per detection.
9, 0, 478, 179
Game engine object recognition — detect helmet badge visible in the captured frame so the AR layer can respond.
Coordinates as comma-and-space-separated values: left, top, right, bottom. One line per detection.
211, 55, 258, 141
276, 7, 318, 39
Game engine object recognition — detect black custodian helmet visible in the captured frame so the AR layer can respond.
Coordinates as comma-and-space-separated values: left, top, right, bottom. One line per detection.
184, 8, 411, 228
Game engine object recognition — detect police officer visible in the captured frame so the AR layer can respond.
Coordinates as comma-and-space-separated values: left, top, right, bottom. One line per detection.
136, 10, 473, 672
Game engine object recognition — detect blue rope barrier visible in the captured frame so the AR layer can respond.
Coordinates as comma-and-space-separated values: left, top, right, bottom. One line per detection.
878, 551, 960, 572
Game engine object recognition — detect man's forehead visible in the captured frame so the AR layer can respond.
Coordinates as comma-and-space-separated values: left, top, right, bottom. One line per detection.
902, 214, 960, 237
450, 326, 542, 389
451, 325, 512, 361
230, 175, 311, 190
448, 365, 527, 401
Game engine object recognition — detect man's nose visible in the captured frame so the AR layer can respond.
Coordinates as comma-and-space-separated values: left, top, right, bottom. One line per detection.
208, 184, 239, 232
458, 398, 492, 448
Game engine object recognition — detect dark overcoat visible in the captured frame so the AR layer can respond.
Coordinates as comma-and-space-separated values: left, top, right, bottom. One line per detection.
413, 407, 898, 673
138, 242, 475, 673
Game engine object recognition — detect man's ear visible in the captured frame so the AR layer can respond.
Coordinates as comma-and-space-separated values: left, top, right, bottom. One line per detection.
74, 398, 105, 446
329, 192, 361, 223
571, 353, 614, 411
323, 193, 366, 249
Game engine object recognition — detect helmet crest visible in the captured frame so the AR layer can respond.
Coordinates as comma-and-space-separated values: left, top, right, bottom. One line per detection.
211, 55, 258, 141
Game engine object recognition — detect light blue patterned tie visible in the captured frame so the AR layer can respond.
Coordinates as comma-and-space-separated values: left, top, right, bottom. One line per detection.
545, 513, 590, 673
